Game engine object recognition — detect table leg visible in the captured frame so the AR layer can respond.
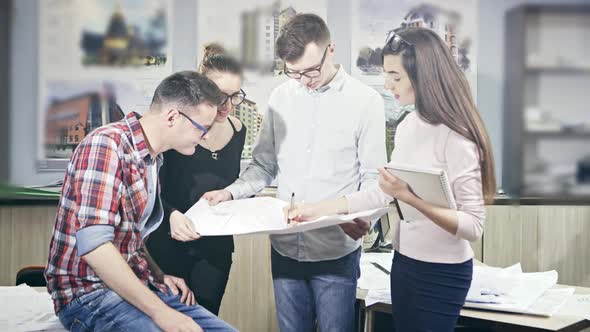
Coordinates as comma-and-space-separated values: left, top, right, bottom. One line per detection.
364, 308, 375, 332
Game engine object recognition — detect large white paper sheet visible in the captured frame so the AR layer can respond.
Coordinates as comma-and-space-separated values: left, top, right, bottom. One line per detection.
185, 197, 391, 236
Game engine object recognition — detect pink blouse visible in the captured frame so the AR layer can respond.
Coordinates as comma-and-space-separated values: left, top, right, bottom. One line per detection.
346, 111, 485, 264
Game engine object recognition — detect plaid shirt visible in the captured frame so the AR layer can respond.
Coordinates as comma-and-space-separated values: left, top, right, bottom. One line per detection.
45, 112, 167, 313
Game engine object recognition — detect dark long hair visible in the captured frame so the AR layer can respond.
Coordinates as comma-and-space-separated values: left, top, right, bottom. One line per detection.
383, 27, 496, 203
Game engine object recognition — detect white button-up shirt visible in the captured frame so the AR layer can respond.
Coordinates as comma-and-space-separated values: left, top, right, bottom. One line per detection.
227, 66, 386, 261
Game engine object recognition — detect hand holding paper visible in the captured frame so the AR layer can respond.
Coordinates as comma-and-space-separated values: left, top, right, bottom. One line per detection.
185, 197, 391, 236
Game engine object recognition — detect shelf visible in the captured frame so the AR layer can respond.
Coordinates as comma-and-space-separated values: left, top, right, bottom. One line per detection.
526, 66, 590, 74
525, 131, 590, 139
502, 4, 590, 197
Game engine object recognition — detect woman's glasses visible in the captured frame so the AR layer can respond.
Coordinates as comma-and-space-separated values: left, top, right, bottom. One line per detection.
220, 89, 247, 107
384, 30, 414, 52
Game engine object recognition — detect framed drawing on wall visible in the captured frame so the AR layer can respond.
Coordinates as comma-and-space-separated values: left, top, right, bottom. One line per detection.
38, 0, 173, 171
351, 0, 478, 159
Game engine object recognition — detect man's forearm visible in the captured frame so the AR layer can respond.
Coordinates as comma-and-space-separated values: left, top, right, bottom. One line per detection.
82, 242, 168, 318
226, 161, 275, 199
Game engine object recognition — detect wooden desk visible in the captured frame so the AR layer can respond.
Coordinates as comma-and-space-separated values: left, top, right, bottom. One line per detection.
356, 287, 590, 332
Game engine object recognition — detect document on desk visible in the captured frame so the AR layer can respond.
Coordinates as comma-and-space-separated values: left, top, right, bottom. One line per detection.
556, 293, 590, 319
185, 197, 392, 236
358, 252, 394, 291
0, 285, 65, 331
464, 263, 561, 316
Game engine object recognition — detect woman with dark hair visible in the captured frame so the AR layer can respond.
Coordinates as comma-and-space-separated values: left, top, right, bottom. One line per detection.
289, 27, 496, 331
147, 43, 247, 316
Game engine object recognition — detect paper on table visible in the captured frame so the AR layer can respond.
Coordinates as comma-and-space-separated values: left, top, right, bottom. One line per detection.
365, 286, 572, 315
0, 285, 65, 331
358, 262, 390, 292
366, 289, 392, 307
525, 288, 575, 317
358, 252, 394, 291
362, 252, 394, 273
186, 197, 391, 236
557, 293, 590, 319
464, 263, 559, 316
466, 264, 522, 304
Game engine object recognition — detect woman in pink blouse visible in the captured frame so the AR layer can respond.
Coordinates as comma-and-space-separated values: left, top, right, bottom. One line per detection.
289, 27, 496, 331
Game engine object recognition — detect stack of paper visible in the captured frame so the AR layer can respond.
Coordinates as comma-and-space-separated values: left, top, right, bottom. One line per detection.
0, 285, 65, 331
185, 197, 391, 236
464, 263, 566, 316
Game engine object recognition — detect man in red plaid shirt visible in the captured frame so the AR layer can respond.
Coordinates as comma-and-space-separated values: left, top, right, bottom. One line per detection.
45, 71, 237, 332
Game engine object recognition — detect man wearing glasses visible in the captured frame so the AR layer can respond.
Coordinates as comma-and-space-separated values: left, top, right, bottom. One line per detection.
204, 13, 386, 332
45, 71, 237, 332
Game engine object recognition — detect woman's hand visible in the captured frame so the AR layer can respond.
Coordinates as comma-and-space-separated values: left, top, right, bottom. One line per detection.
169, 210, 200, 242
378, 167, 417, 203
163, 274, 196, 306
286, 197, 349, 223
285, 203, 322, 223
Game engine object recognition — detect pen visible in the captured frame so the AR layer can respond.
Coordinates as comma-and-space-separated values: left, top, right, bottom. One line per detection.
393, 198, 404, 221
371, 262, 391, 275
288, 192, 295, 225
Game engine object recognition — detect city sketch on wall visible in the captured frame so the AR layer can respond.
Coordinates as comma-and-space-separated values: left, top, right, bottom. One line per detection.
351, 0, 478, 159
42, 80, 147, 159
39, 0, 173, 169
197, 0, 327, 159
355, 4, 473, 75
80, 0, 169, 67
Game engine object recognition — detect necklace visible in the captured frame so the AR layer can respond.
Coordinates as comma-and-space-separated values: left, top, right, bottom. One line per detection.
200, 140, 219, 160
200, 118, 233, 161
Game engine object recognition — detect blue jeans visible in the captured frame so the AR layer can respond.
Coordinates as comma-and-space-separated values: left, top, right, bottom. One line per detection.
58, 287, 237, 331
271, 247, 361, 332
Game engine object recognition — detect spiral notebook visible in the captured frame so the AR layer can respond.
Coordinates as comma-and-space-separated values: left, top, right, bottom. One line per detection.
385, 163, 457, 221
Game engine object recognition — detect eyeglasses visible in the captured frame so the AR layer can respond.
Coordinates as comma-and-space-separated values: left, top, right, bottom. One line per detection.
220, 89, 247, 107
178, 111, 209, 139
283, 44, 330, 79
384, 30, 413, 52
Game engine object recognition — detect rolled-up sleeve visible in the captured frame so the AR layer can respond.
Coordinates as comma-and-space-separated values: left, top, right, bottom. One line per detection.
226, 90, 279, 199
75, 225, 115, 256
356, 94, 387, 192
72, 134, 123, 255
445, 131, 486, 242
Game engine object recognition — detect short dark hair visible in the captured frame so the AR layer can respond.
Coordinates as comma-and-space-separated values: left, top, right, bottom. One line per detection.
275, 13, 330, 62
151, 71, 224, 108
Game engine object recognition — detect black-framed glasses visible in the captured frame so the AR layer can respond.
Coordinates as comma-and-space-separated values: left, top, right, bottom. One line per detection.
178, 111, 209, 139
220, 89, 247, 107
283, 44, 330, 79
384, 30, 414, 52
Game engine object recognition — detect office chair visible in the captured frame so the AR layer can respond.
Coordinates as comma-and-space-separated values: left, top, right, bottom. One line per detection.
15, 265, 47, 287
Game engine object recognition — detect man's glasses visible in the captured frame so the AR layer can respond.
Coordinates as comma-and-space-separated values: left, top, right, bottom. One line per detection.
220, 89, 247, 107
384, 30, 414, 52
283, 44, 330, 79
178, 111, 209, 139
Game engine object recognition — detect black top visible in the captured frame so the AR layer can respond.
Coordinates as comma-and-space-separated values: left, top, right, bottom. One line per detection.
155, 118, 246, 255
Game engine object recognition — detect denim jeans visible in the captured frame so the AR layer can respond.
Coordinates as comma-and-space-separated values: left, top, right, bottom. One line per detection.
57, 287, 237, 331
271, 247, 361, 332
